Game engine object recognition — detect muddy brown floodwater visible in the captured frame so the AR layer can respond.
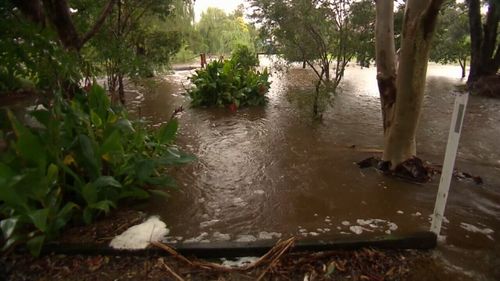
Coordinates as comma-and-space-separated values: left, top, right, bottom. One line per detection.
125, 57, 500, 281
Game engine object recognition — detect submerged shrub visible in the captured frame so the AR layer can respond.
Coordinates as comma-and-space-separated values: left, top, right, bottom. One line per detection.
188, 46, 270, 109
0, 85, 193, 255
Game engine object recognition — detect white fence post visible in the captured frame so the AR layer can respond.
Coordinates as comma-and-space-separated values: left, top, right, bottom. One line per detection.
430, 92, 469, 235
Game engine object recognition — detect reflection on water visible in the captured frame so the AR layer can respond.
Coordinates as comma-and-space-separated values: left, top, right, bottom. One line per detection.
126, 60, 500, 280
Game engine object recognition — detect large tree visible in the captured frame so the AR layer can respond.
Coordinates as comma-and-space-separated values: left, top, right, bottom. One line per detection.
467, 0, 499, 86
376, 0, 444, 168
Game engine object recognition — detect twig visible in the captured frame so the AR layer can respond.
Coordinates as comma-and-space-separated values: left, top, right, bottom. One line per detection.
256, 238, 295, 281
151, 241, 193, 265
160, 259, 185, 281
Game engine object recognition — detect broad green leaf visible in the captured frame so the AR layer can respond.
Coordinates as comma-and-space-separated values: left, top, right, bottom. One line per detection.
149, 189, 170, 198
144, 175, 176, 187
157, 148, 196, 165
90, 110, 102, 127
82, 183, 98, 204
27, 235, 45, 256
0, 176, 27, 209
114, 119, 135, 133
83, 207, 93, 224
157, 119, 178, 144
54, 202, 78, 231
78, 134, 100, 179
28, 208, 49, 232
46, 163, 59, 185
136, 159, 155, 181
0, 217, 19, 239
0, 163, 14, 187
8, 110, 46, 167
93, 176, 122, 189
100, 130, 122, 155
89, 200, 115, 213
118, 187, 150, 200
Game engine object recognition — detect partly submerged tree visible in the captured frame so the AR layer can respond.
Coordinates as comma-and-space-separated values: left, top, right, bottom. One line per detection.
375, 0, 444, 168
251, 0, 354, 118
82, 0, 184, 104
466, 0, 499, 86
431, 1, 470, 78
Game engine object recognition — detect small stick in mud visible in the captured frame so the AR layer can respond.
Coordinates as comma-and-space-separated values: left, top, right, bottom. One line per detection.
159, 258, 185, 281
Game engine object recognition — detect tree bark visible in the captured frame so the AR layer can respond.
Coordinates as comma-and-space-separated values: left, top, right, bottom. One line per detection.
376, 0, 443, 167
13, 0, 116, 51
375, 0, 397, 133
467, 0, 499, 85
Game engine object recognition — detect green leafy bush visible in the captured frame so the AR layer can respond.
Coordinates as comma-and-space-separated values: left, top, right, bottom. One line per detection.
188, 47, 270, 109
0, 85, 193, 256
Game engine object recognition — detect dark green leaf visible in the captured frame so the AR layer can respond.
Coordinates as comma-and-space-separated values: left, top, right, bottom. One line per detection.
157, 119, 178, 144
82, 183, 98, 204
78, 134, 100, 179
100, 130, 122, 155
28, 209, 49, 232
27, 235, 45, 256
94, 176, 122, 189
89, 200, 115, 214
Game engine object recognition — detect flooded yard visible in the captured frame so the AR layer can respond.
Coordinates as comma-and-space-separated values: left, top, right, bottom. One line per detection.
126, 58, 500, 280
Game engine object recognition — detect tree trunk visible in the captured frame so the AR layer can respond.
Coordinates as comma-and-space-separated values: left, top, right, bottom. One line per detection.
467, 0, 499, 85
375, 0, 397, 133
118, 73, 125, 105
459, 58, 466, 79
376, 0, 443, 167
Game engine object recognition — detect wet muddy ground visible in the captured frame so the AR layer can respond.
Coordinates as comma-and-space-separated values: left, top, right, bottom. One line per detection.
124, 58, 500, 280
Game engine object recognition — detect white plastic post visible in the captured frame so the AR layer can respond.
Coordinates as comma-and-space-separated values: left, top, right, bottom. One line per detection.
430, 91, 469, 235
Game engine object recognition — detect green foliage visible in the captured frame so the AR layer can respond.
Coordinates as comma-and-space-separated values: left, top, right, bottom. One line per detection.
0, 2, 81, 93
350, 0, 376, 67
430, 1, 470, 77
188, 47, 270, 109
230, 45, 260, 71
193, 7, 259, 55
0, 85, 193, 256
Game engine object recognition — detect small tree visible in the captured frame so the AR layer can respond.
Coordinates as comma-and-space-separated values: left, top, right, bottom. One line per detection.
431, 1, 470, 78
251, 0, 353, 118
376, 0, 444, 168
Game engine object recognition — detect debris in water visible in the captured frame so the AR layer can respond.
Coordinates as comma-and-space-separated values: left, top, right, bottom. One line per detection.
199, 219, 220, 228
341, 221, 350, 226
232, 197, 248, 207
235, 235, 257, 242
220, 257, 259, 268
397, 210, 404, 214
412, 212, 422, 217
349, 226, 363, 235
184, 232, 209, 243
110, 216, 169, 250
253, 190, 265, 195
212, 232, 231, 241
258, 231, 282, 240
309, 232, 320, 236
460, 222, 494, 240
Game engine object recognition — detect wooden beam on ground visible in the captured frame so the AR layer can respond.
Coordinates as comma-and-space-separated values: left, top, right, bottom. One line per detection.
40, 231, 436, 258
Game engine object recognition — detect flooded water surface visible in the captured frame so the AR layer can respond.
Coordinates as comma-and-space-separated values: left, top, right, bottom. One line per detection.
127, 58, 500, 280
